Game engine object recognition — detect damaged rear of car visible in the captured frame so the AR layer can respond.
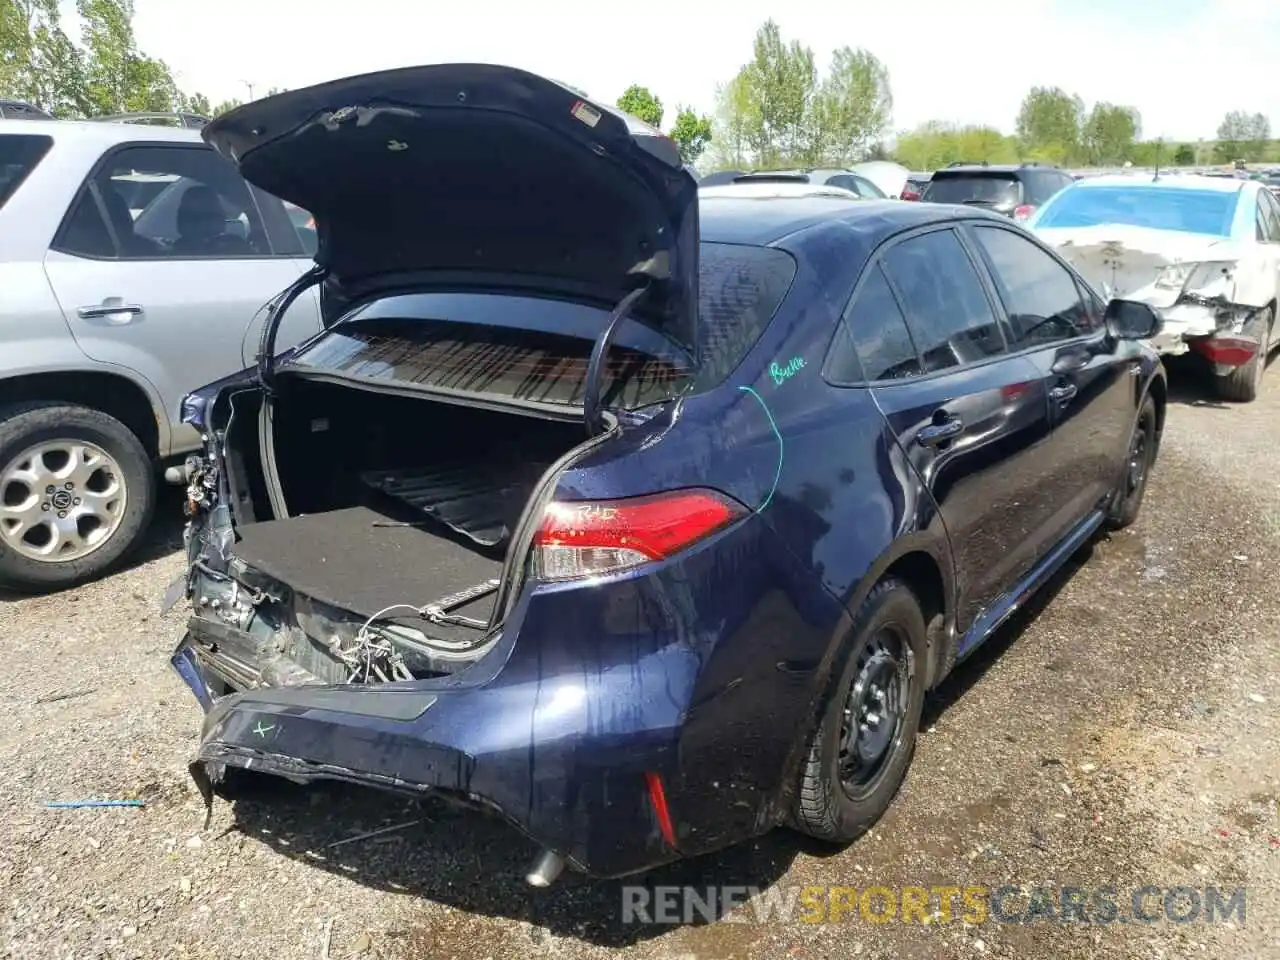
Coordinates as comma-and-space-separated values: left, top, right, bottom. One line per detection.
1029, 174, 1280, 401
168, 64, 825, 882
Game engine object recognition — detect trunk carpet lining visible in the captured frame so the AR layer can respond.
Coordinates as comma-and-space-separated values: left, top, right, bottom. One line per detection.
233, 505, 503, 620
360, 456, 552, 547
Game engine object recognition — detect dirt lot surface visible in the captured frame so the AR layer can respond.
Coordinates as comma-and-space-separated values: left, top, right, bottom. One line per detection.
2, 361, 1278, 960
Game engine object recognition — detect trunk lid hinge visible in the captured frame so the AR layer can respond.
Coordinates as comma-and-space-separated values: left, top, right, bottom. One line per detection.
583, 285, 651, 437
256, 264, 329, 396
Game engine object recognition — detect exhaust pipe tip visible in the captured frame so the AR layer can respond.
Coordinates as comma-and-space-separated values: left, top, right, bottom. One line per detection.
525, 849, 567, 888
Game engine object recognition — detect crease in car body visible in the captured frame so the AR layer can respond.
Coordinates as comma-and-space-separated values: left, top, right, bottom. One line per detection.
165, 62, 1167, 885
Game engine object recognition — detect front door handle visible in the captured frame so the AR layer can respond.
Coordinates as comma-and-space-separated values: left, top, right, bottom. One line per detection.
1049, 383, 1078, 404
77, 299, 143, 324
917, 417, 964, 447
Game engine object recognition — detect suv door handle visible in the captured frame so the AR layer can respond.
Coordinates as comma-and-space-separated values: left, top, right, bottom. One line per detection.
917, 417, 964, 447
77, 301, 143, 323
1049, 383, 1078, 404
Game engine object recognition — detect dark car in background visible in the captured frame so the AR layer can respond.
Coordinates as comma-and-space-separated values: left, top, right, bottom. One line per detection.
0, 99, 54, 120
171, 64, 1167, 886
901, 171, 932, 200
923, 163, 1075, 221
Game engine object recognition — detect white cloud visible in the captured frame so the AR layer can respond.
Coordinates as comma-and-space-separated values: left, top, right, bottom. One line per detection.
119, 0, 1278, 141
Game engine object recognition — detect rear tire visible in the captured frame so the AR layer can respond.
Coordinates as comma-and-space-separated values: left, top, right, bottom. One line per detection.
791, 577, 928, 843
1214, 307, 1271, 403
0, 402, 155, 593
1106, 394, 1158, 531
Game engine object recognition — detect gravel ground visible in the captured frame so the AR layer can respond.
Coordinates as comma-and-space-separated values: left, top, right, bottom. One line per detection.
2, 359, 1278, 960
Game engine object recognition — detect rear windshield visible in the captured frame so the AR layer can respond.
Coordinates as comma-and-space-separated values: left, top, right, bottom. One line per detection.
288, 242, 797, 409
0, 134, 53, 210
923, 173, 1021, 205
1034, 186, 1240, 237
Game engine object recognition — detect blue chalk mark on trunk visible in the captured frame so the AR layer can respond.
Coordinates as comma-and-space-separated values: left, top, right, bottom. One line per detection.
738, 385, 784, 512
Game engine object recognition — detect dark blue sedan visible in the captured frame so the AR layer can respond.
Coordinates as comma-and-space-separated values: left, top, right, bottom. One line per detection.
171, 64, 1166, 885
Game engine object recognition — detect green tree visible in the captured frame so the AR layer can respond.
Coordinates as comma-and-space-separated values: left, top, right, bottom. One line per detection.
706, 73, 757, 171
1215, 110, 1252, 162
76, 0, 180, 114
894, 121, 1017, 169
806, 46, 892, 165
210, 97, 243, 117
668, 106, 712, 164
616, 84, 663, 128
1172, 143, 1195, 166
184, 91, 212, 116
1015, 86, 1085, 164
1081, 103, 1141, 165
741, 20, 814, 165
1, 0, 88, 115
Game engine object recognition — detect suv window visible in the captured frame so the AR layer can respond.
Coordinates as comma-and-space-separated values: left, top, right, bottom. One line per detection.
1025, 170, 1069, 205
55, 145, 282, 260
880, 228, 1004, 372
829, 264, 920, 382
922, 172, 1022, 207
971, 225, 1098, 345
0, 133, 53, 210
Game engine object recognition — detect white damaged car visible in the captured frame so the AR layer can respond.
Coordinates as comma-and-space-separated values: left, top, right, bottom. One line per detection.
1028, 174, 1280, 401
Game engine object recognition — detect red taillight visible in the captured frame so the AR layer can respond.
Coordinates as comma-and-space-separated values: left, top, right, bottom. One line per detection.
1013, 204, 1037, 221
1191, 336, 1260, 368
901, 189, 921, 201
532, 489, 745, 581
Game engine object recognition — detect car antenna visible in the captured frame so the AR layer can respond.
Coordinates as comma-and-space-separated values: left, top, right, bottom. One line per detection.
1152, 138, 1163, 182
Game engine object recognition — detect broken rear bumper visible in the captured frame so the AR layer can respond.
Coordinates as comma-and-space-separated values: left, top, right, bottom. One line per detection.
1148, 301, 1258, 364
171, 605, 694, 879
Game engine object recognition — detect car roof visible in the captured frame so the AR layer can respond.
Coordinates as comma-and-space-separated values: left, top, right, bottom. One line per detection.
1067, 173, 1249, 193
0, 117, 204, 145
699, 195, 993, 246
934, 164, 1036, 175
699, 182, 861, 201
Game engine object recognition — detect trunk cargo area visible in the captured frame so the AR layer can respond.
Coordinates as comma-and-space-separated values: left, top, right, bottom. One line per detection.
231, 377, 587, 625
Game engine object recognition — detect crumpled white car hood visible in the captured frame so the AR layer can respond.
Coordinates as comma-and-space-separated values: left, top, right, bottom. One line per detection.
1034, 224, 1271, 310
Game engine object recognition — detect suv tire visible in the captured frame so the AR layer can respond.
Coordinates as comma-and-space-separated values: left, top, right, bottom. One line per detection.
791, 577, 928, 843
0, 402, 155, 592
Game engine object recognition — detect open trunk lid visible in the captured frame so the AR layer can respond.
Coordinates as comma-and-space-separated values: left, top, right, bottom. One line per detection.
201, 64, 700, 352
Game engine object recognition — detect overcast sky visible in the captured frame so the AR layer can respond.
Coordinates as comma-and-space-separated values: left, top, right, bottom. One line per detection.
112, 0, 1279, 142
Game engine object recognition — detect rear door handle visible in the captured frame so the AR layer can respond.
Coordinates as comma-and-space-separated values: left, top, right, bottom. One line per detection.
77, 300, 143, 323
917, 417, 964, 447
1049, 383, 1078, 404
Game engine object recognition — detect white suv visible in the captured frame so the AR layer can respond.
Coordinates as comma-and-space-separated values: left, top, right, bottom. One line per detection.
0, 114, 322, 592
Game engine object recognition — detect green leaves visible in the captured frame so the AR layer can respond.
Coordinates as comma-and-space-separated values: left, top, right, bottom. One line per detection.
706, 20, 891, 171
1215, 110, 1271, 162
616, 84, 664, 129
669, 107, 712, 164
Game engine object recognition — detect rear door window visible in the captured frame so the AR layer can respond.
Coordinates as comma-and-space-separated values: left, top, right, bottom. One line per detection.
0, 133, 53, 210
828, 264, 921, 382
923, 173, 1022, 207
880, 228, 1005, 372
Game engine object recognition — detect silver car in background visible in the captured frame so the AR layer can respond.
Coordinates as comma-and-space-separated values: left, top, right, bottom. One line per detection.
0, 113, 322, 592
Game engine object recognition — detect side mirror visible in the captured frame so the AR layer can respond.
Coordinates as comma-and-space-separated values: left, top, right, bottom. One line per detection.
1104, 299, 1162, 340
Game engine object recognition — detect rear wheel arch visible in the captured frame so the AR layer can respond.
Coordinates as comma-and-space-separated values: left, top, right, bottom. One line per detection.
843, 538, 955, 691
0, 370, 161, 460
